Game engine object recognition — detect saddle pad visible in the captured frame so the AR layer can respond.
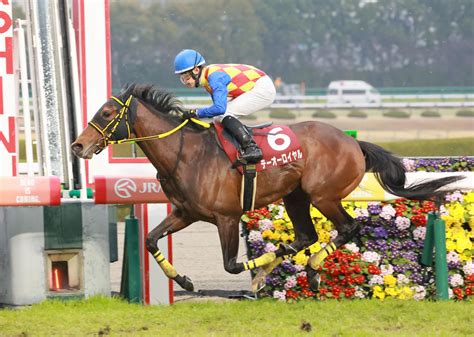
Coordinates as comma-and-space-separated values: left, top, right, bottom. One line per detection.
214, 122, 304, 173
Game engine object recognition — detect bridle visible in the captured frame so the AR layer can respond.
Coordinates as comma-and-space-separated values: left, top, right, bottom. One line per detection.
88, 94, 210, 154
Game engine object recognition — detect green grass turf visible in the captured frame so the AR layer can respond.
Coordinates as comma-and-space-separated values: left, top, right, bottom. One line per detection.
0, 296, 472, 336
375, 137, 474, 157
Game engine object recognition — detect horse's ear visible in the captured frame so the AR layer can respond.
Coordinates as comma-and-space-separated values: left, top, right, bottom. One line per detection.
121, 82, 136, 97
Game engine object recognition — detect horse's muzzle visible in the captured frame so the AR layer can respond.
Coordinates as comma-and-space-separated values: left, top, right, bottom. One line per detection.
71, 142, 96, 159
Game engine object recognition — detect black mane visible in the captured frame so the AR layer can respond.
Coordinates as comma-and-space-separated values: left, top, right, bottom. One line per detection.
118, 83, 184, 115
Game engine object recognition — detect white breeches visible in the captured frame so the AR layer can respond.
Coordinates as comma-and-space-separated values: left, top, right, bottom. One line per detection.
213, 75, 276, 122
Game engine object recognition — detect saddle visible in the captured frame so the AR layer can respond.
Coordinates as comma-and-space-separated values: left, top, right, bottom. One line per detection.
214, 121, 304, 212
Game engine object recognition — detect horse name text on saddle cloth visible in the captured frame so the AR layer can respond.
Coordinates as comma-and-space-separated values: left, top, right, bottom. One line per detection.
215, 123, 304, 173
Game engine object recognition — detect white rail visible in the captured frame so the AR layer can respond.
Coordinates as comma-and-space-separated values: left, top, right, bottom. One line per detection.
180, 94, 474, 109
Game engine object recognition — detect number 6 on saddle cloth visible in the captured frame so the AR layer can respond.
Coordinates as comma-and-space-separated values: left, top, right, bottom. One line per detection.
214, 122, 304, 212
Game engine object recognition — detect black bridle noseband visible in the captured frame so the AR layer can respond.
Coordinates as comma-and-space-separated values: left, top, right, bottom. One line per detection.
88, 95, 137, 154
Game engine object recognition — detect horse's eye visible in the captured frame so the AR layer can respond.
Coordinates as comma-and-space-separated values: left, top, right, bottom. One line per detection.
103, 110, 111, 118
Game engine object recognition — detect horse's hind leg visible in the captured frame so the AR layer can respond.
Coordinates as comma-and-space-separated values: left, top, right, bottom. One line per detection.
145, 208, 195, 291
275, 186, 318, 256
305, 199, 359, 289
252, 187, 318, 292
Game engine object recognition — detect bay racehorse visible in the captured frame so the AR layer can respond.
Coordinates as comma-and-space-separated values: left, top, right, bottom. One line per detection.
71, 84, 463, 292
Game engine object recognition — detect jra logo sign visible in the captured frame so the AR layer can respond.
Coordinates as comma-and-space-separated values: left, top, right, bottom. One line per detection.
94, 176, 168, 204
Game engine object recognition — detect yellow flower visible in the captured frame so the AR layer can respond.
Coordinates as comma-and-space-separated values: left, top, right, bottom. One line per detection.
310, 206, 325, 219
309, 242, 322, 254
318, 231, 331, 243
445, 204, 465, 222
270, 232, 281, 241
272, 219, 286, 231
460, 250, 472, 261
463, 192, 474, 203
398, 286, 413, 300
446, 239, 456, 251
323, 221, 335, 231
456, 235, 472, 253
262, 230, 273, 240
373, 286, 385, 300
354, 201, 368, 209
384, 275, 397, 288
293, 252, 309, 266
385, 286, 400, 297
280, 233, 290, 242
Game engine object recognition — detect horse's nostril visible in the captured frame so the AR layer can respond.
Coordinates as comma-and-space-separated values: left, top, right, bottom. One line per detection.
71, 143, 83, 154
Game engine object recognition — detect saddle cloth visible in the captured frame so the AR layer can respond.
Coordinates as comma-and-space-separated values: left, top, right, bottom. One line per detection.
214, 122, 304, 173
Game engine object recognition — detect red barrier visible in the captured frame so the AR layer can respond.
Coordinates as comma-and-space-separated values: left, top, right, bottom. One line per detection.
0, 176, 61, 206
94, 176, 168, 204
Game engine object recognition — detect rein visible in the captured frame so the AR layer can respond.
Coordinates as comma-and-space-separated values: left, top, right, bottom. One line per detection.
88, 95, 210, 153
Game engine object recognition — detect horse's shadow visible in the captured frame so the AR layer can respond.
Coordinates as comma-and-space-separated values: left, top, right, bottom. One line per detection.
174, 289, 257, 301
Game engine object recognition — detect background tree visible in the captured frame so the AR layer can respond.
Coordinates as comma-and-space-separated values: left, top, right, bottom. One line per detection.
110, 0, 474, 91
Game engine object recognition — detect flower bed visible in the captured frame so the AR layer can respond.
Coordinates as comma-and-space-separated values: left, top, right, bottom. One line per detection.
241, 158, 474, 301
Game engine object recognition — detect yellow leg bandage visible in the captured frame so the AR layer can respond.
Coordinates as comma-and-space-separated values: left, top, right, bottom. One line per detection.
308, 242, 337, 269
153, 250, 178, 278
243, 252, 276, 271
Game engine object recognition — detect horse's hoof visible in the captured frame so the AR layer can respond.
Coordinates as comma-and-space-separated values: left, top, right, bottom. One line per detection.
306, 268, 320, 291
174, 274, 194, 292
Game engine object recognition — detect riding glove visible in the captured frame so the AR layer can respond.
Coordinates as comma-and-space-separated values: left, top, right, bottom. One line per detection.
181, 109, 198, 119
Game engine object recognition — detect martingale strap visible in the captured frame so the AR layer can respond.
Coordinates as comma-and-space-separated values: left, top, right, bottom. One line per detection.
240, 164, 257, 212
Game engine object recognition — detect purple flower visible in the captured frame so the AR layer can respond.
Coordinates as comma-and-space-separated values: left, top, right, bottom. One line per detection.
374, 227, 388, 238
402, 240, 417, 250
448, 261, 462, 270
266, 274, 284, 287
367, 203, 382, 215
406, 157, 474, 172
401, 251, 418, 262
281, 261, 297, 274
359, 226, 372, 236
250, 241, 266, 257
410, 272, 424, 285
388, 240, 402, 251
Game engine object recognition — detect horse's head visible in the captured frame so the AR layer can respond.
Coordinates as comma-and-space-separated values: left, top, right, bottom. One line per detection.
71, 94, 137, 159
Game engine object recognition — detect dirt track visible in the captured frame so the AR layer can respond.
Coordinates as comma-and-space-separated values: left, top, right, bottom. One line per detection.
110, 221, 252, 302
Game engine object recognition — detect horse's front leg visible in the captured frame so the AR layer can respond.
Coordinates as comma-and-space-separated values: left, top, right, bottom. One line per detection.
145, 208, 195, 291
216, 215, 277, 275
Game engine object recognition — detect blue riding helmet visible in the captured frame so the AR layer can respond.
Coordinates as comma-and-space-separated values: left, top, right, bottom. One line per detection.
174, 49, 206, 74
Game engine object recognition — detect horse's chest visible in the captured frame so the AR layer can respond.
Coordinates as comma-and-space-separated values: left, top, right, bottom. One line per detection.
160, 179, 186, 205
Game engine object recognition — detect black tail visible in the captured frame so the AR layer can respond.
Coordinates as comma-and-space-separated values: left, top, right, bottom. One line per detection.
358, 141, 464, 200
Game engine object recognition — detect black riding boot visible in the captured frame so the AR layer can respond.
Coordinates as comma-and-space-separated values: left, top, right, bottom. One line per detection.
221, 115, 263, 164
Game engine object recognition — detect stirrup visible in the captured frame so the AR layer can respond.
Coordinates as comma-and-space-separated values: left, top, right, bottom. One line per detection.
240, 149, 262, 164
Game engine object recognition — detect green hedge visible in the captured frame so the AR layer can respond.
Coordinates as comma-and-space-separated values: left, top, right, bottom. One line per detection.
269, 108, 297, 119
240, 114, 258, 120
348, 110, 368, 118
312, 110, 336, 119
456, 110, 474, 117
383, 110, 411, 118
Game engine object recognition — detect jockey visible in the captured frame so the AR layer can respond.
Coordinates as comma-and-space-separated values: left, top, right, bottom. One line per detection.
174, 49, 276, 164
